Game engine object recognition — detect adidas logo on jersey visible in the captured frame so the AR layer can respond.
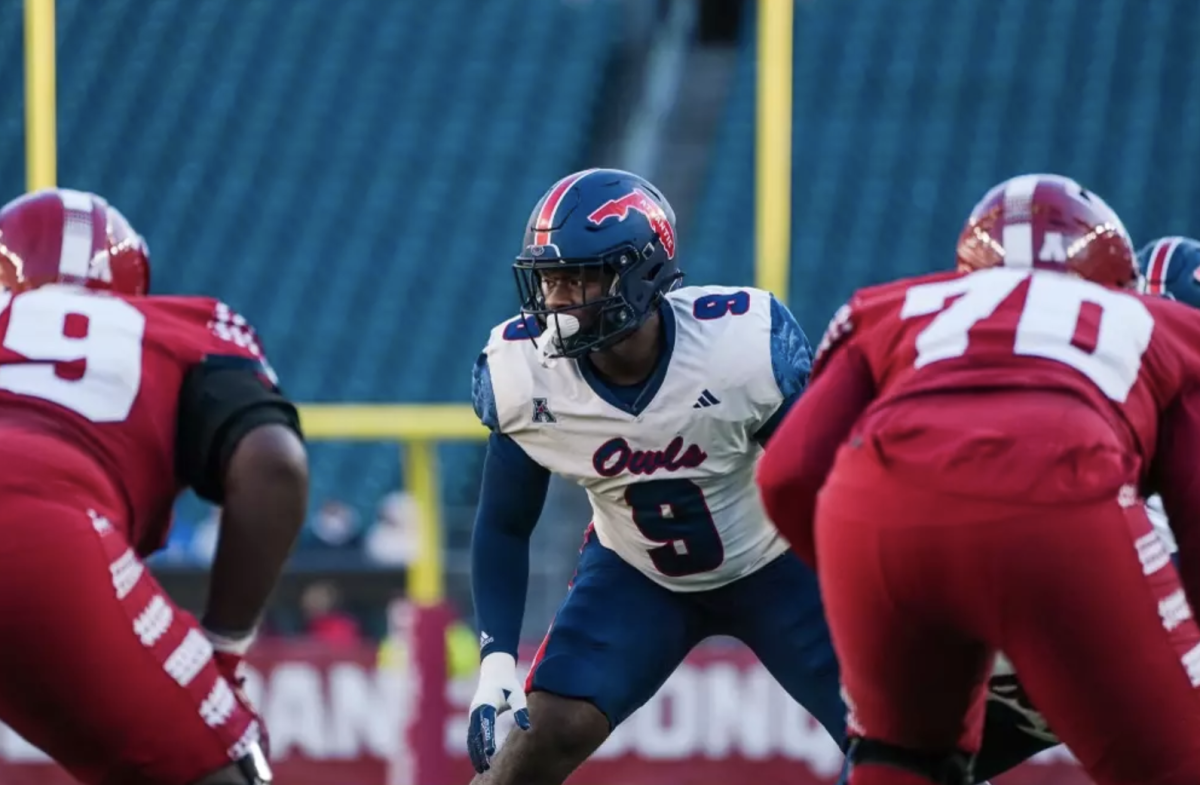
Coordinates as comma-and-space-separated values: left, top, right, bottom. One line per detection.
692, 389, 721, 409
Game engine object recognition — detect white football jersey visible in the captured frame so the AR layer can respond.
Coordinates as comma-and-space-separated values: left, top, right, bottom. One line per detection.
478, 285, 809, 591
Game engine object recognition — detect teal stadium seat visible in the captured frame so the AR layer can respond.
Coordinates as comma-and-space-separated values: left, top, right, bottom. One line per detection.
0, 0, 617, 525
689, 0, 1200, 341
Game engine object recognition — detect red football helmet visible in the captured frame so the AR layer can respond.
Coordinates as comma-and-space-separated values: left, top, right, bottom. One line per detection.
0, 188, 150, 295
956, 174, 1138, 289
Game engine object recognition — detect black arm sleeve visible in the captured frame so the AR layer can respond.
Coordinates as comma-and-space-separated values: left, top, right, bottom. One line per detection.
176, 355, 303, 503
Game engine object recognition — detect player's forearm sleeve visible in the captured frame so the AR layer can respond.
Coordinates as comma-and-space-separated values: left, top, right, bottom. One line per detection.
1152, 388, 1200, 607
756, 346, 874, 568
472, 432, 550, 657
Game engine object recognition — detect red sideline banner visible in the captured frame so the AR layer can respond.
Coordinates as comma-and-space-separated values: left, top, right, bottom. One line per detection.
0, 602, 1086, 785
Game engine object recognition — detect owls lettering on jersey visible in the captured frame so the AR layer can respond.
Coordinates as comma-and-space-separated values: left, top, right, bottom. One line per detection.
480, 286, 794, 591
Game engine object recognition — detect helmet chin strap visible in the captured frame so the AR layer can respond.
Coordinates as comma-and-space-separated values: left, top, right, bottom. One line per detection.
538, 312, 580, 368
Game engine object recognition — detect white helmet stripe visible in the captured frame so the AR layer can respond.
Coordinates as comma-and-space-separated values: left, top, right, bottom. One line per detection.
57, 188, 96, 279
1001, 174, 1039, 268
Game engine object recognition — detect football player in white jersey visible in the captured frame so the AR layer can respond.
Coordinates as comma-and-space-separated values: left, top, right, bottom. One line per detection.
464, 168, 844, 784
464, 168, 1062, 785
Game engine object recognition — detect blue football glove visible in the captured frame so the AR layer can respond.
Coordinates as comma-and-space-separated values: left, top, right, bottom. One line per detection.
467, 652, 531, 773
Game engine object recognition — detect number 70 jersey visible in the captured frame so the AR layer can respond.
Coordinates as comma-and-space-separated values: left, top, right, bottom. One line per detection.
815, 267, 1200, 469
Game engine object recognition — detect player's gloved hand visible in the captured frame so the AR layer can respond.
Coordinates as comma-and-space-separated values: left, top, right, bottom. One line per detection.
204, 626, 256, 686
468, 652, 531, 772
205, 627, 273, 760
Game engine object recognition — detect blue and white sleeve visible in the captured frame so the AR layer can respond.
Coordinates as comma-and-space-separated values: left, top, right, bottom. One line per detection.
470, 351, 551, 657
472, 352, 501, 432
753, 296, 814, 445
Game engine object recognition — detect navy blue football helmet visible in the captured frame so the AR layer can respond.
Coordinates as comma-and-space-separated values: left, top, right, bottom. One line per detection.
1139, 236, 1200, 308
514, 168, 683, 358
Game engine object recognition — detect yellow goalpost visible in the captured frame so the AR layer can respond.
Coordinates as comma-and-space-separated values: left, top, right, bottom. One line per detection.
755, 0, 793, 306
22, 0, 794, 606
24, 0, 55, 192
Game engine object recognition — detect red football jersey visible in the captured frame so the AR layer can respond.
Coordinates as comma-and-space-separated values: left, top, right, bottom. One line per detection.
0, 284, 276, 554
813, 267, 1200, 479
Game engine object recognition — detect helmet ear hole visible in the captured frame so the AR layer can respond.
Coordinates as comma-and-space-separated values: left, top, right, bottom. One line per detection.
643, 263, 664, 282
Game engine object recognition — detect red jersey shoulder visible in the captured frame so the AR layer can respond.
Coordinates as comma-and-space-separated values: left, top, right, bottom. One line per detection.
812, 302, 854, 375
1140, 291, 1200, 332
1139, 293, 1200, 373
812, 270, 962, 375
136, 296, 278, 379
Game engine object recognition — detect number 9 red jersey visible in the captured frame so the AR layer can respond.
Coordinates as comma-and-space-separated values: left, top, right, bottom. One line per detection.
0, 285, 288, 555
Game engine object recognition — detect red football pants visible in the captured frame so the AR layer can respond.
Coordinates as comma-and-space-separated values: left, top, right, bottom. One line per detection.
817, 442, 1200, 785
0, 492, 261, 785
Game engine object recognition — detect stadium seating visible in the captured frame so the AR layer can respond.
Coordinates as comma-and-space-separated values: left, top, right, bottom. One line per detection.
5, 0, 1199, 541
0, 0, 617, 524
689, 0, 1200, 340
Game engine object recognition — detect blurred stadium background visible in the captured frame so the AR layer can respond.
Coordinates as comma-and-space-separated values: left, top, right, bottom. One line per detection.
2, 0, 1196, 781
